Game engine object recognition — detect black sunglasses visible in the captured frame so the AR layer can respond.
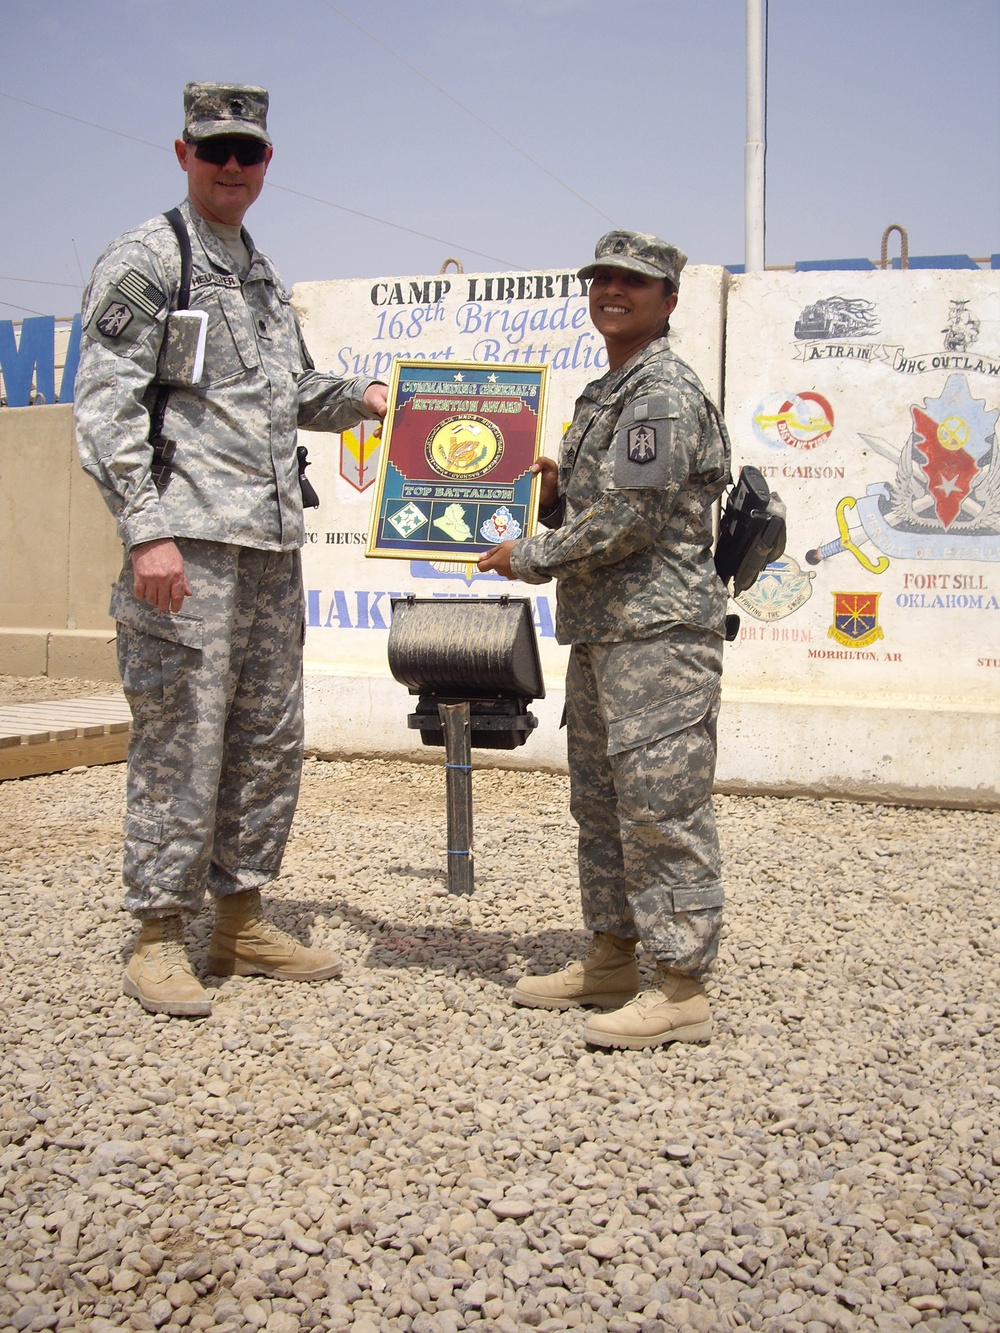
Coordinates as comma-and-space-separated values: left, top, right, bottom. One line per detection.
192, 137, 269, 167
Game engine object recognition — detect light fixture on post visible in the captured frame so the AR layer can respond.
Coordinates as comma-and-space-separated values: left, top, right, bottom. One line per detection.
386, 595, 545, 894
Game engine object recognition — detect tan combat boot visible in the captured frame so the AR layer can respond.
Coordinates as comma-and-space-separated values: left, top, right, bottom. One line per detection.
584, 966, 712, 1048
207, 889, 341, 980
512, 932, 640, 1010
123, 916, 212, 1017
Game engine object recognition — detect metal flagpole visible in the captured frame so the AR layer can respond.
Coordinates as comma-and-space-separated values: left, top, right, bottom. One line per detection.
745, 0, 766, 272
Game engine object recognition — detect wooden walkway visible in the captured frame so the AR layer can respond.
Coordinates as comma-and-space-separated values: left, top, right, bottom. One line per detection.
0, 696, 131, 781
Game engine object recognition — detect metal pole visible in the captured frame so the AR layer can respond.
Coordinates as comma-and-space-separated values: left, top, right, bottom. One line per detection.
438, 702, 474, 895
745, 0, 765, 272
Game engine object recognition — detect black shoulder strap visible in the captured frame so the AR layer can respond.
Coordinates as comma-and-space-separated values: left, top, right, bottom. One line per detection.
149, 208, 193, 483
163, 206, 193, 310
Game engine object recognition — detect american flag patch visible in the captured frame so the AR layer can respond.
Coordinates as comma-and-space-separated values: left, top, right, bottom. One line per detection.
116, 269, 166, 318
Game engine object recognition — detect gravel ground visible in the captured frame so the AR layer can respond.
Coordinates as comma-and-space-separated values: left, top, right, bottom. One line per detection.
1, 676, 998, 1333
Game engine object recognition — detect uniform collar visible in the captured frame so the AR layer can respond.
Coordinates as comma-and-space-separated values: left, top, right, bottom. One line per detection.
582, 336, 671, 404
180, 197, 260, 275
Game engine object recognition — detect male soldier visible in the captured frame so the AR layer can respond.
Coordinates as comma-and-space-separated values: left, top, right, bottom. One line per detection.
478, 231, 730, 1048
75, 83, 387, 1017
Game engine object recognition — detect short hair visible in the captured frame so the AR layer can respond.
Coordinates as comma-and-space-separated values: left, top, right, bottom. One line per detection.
662, 277, 677, 335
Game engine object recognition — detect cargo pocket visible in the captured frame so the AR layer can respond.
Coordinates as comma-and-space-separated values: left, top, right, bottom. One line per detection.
113, 588, 203, 722
609, 681, 720, 825
673, 883, 724, 912
123, 810, 165, 887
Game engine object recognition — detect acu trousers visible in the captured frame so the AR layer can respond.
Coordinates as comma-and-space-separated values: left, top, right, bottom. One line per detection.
114, 540, 305, 918
566, 627, 725, 976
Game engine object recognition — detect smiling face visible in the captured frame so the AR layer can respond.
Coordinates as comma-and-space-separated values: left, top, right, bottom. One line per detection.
588, 266, 678, 370
174, 136, 272, 226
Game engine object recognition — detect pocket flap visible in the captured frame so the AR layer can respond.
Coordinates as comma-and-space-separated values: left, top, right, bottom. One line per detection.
607, 680, 719, 756
673, 884, 725, 912
111, 583, 203, 649
124, 810, 162, 844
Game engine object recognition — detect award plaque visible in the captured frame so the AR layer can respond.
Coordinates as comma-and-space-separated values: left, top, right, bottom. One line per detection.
365, 360, 549, 561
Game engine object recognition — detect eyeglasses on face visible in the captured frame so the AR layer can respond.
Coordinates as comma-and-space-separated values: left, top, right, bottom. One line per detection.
192, 137, 269, 167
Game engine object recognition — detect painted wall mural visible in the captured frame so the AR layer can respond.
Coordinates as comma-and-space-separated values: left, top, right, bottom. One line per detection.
724, 271, 999, 699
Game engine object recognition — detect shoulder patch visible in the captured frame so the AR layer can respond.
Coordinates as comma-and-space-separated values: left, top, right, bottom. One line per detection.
612, 394, 677, 489
116, 269, 166, 318
95, 300, 134, 339
626, 422, 657, 465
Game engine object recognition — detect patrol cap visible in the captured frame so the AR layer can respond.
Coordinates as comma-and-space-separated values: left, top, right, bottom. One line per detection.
183, 82, 271, 145
578, 230, 687, 289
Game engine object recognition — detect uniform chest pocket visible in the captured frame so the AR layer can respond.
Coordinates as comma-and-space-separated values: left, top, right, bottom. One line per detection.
192, 291, 260, 385
251, 287, 303, 366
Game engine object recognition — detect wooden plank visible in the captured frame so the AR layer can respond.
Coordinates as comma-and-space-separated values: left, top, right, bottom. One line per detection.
0, 731, 130, 781
0, 695, 132, 781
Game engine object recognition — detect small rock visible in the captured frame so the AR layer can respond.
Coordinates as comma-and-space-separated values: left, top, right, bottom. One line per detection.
241, 1299, 269, 1329
288, 1233, 324, 1255
265, 1314, 300, 1333
176, 1254, 213, 1282
587, 1235, 620, 1261
663, 1142, 693, 1160
490, 1197, 534, 1220
462, 1279, 489, 1309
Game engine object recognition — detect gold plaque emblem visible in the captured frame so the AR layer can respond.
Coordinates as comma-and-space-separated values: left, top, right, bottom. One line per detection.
426, 417, 503, 479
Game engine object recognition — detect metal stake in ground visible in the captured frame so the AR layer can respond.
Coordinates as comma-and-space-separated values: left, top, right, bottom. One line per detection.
438, 701, 474, 895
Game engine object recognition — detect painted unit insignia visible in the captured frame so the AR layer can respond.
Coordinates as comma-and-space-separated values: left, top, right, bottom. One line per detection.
425, 417, 503, 479
480, 506, 522, 543
943, 300, 980, 353
95, 301, 133, 338
409, 561, 492, 586
735, 556, 816, 622
340, 421, 380, 492
626, 423, 657, 464
387, 501, 428, 538
828, 592, 884, 648
753, 391, 835, 450
806, 374, 1000, 569
794, 296, 879, 341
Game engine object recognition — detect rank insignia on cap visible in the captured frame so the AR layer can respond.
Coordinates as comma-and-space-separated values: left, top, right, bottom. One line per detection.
116, 269, 166, 319
626, 422, 657, 464
95, 301, 134, 338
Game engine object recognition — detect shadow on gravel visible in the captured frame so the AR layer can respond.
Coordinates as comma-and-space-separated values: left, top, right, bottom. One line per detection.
112, 891, 591, 994
250, 894, 592, 989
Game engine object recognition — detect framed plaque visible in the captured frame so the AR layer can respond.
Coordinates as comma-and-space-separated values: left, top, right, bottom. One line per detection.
365, 360, 550, 561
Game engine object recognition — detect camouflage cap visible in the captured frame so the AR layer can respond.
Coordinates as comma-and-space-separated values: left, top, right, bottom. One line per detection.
578, 230, 687, 289
183, 82, 271, 145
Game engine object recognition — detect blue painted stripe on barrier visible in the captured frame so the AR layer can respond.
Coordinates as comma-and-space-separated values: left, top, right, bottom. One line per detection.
795, 258, 877, 271
892, 254, 980, 269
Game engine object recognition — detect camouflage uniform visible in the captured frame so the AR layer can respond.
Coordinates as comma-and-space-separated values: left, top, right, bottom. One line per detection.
75, 198, 375, 918
511, 338, 730, 975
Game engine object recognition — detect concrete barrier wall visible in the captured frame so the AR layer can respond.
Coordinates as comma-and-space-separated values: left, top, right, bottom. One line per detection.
291, 265, 726, 775
0, 404, 120, 680
1, 266, 997, 807
721, 270, 1000, 807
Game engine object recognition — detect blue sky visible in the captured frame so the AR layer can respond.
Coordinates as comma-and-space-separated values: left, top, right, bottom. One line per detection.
1, 0, 998, 319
